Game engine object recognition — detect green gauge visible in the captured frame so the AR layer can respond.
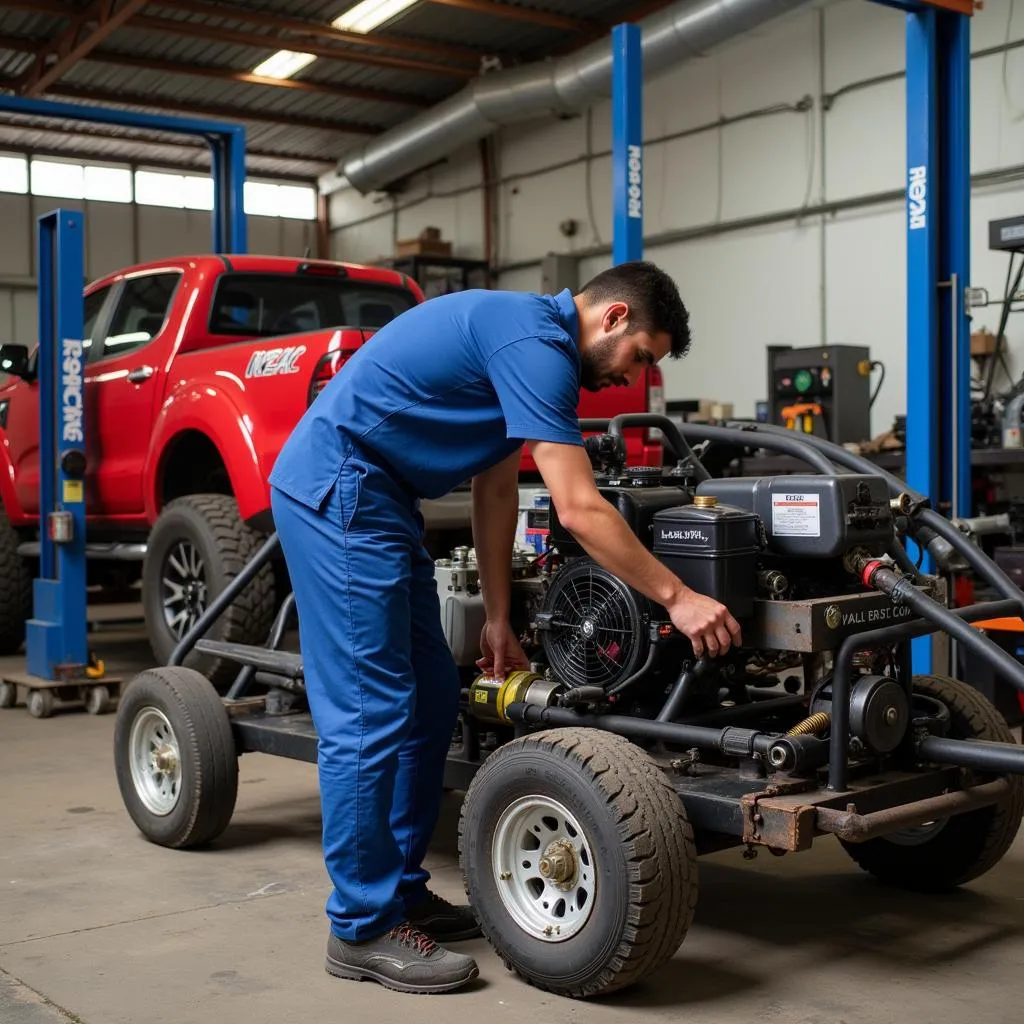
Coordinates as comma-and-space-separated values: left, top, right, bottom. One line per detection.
794, 369, 813, 392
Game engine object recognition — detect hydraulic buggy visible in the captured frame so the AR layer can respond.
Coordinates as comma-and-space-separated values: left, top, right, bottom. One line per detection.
113, 415, 1024, 1000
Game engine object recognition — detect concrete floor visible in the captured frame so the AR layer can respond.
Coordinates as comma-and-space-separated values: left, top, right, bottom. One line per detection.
2, 616, 1024, 1024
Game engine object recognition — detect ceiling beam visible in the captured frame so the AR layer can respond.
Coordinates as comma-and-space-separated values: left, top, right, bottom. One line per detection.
18, 0, 153, 96
80, 50, 434, 108
0, 33, 431, 108
148, 0, 489, 66
423, 0, 592, 32
130, 15, 477, 78
43, 83, 384, 135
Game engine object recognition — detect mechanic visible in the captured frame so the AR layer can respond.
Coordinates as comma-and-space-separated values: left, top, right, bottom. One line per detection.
268, 260, 742, 995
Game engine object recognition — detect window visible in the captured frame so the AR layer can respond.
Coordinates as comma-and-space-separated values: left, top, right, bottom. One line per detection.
209, 273, 416, 337
135, 170, 185, 209
31, 160, 84, 199
243, 180, 316, 220
83, 286, 113, 357
98, 273, 180, 360
184, 175, 214, 211
84, 166, 131, 204
0, 155, 28, 195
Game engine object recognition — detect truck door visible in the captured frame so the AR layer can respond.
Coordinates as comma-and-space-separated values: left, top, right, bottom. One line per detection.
86, 270, 182, 517
4, 284, 115, 517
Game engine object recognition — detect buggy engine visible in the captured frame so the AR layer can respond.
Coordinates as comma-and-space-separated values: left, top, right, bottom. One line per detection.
436, 433, 941, 772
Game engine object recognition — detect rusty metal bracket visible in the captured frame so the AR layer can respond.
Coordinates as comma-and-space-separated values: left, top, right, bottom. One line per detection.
741, 779, 819, 851
815, 778, 1010, 842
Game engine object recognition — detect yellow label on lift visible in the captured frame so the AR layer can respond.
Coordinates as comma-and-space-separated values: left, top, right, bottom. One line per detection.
474, 688, 489, 703
63, 480, 83, 503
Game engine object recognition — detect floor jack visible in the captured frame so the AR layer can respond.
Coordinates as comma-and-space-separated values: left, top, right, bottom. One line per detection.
0, 210, 121, 718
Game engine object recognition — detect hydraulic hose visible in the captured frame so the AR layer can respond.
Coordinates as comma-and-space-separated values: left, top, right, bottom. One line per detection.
601, 413, 712, 481
727, 421, 1024, 609
862, 561, 1024, 695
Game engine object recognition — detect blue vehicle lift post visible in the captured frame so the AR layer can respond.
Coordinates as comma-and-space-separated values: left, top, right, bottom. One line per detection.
0, 95, 248, 254
26, 209, 89, 683
612, 22, 643, 267
0, 97, 249, 714
609, 3, 975, 675
898, 0, 974, 672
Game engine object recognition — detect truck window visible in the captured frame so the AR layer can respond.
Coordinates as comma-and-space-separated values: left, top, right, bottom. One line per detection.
83, 285, 112, 355
96, 272, 181, 361
209, 273, 416, 337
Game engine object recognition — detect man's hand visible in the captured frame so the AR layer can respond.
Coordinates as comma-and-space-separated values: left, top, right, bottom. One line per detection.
477, 619, 531, 679
667, 588, 742, 658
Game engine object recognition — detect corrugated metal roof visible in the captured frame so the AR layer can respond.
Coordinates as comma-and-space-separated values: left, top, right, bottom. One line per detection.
0, 0, 649, 181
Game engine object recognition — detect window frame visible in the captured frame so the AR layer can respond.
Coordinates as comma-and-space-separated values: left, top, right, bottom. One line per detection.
206, 272, 418, 339
90, 270, 183, 365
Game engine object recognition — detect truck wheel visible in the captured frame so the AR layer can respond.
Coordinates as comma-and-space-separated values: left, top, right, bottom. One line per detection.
841, 674, 1024, 891
113, 666, 238, 848
459, 728, 698, 999
143, 495, 275, 688
0, 510, 32, 656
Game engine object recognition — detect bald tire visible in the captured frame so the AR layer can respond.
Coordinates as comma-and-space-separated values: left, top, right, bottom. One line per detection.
459, 728, 697, 999
840, 674, 1024, 891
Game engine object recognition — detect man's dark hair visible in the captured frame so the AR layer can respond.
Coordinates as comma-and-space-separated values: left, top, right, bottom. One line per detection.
577, 260, 691, 358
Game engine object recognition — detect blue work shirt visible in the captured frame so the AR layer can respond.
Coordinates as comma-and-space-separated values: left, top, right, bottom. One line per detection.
268, 287, 584, 507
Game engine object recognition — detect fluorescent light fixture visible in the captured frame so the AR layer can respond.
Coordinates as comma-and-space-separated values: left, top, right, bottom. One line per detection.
333, 0, 419, 33
251, 49, 317, 80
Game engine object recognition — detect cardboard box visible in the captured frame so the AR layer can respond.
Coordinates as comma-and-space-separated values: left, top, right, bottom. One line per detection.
395, 238, 453, 257
395, 227, 452, 258
971, 330, 999, 356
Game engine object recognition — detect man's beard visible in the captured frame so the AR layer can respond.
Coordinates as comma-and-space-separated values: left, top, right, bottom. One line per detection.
579, 330, 624, 392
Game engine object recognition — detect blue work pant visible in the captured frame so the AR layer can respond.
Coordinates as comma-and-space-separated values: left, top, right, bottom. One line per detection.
270, 445, 460, 942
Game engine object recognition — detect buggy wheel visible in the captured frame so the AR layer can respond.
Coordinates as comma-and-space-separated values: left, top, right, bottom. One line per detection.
0, 681, 16, 708
841, 674, 1024, 891
114, 666, 238, 848
459, 728, 697, 999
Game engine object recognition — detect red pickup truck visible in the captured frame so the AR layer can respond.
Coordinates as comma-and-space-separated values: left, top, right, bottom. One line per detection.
0, 253, 663, 683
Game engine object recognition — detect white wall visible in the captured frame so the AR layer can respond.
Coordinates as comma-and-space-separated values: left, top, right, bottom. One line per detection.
0, 196, 318, 347
328, 0, 1024, 439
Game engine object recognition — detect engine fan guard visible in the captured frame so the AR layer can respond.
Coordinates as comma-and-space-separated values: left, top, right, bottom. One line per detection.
537, 557, 659, 691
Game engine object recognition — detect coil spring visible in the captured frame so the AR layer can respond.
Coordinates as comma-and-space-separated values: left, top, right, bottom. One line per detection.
787, 711, 831, 737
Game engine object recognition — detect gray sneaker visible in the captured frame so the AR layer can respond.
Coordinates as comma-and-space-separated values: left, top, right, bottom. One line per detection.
325, 923, 479, 994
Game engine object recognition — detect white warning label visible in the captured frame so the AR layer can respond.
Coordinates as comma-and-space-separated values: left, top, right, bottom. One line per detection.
771, 492, 821, 537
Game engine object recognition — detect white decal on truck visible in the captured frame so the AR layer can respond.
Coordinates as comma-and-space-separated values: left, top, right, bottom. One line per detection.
61, 338, 84, 444
245, 345, 306, 379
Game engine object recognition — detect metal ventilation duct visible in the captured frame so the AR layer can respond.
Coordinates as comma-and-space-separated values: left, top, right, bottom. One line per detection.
339, 0, 814, 195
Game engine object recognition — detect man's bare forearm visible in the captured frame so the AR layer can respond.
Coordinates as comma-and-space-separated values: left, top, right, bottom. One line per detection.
560, 497, 689, 609
471, 460, 520, 621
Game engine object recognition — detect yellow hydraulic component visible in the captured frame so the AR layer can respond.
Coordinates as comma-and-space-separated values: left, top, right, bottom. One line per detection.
469, 670, 544, 723
84, 652, 105, 680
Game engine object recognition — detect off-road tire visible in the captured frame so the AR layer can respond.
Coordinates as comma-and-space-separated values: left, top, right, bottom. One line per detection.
459, 728, 697, 999
142, 495, 275, 689
0, 509, 31, 655
841, 674, 1024, 891
114, 666, 238, 848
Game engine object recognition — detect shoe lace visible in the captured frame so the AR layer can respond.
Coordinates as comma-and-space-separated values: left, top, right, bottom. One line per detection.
389, 923, 438, 956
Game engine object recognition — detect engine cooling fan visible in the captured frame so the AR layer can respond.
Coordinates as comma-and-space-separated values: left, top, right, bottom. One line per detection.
539, 558, 651, 690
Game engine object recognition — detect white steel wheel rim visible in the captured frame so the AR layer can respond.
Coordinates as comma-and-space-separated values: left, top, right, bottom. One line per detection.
129, 707, 182, 816
492, 795, 596, 942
